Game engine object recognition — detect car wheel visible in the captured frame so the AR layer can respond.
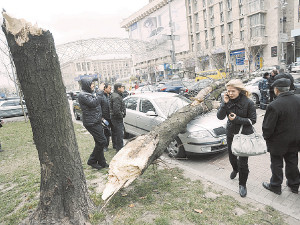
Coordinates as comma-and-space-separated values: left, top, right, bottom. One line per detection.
251, 94, 259, 104
123, 127, 130, 139
74, 111, 80, 120
166, 137, 186, 158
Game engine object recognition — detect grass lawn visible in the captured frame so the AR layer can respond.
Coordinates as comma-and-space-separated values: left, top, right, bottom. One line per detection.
0, 121, 287, 224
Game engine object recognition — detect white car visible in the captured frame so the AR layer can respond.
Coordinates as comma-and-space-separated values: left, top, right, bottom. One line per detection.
0, 99, 27, 118
245, 77, 263, 104
291, 62, 300, 73
123, 92, 227, 158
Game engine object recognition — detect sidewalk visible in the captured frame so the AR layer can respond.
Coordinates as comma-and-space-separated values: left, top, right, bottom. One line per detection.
164, 108, 300, 222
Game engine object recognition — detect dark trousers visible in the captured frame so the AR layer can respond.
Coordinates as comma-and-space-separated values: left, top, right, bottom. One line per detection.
111, 118, 124, 151
270, 151, 300, 191
269, 90, 276, 102
84, 123, 107, 166
227, 137, 249, 186
260, 90, 268, 110
103, 128, 110, 148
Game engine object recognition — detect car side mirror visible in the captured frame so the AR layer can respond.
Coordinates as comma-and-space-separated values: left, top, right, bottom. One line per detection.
146, 111, 157, 116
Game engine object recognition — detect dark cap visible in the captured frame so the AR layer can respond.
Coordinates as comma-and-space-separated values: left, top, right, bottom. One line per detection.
271, 78, 291, 88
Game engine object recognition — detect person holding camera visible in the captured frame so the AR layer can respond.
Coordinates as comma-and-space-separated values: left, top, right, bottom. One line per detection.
217, 79, 257, 197
78, 78, 108, 170
0, 118, 3, 152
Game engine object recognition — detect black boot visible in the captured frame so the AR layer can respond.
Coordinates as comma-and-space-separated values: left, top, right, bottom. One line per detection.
230, 170, 238, 179
239, 185, 247, 197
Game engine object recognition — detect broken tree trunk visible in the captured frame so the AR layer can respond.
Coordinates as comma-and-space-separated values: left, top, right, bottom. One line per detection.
2, 13, 93, 224
102, 81, 225, 200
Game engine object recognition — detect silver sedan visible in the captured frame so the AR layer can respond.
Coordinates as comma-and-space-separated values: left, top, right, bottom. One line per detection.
123, 92, 227, 158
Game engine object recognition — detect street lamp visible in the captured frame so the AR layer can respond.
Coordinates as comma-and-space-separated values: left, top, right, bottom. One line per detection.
279, 0, 288, 66
168, 0, 176, 78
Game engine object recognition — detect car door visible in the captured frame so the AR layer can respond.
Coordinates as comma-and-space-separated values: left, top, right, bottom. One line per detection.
123, 97, 139, 135
135, 98, 161, 135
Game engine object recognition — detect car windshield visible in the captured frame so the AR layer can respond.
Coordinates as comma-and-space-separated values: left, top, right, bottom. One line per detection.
154, 95, 191, 117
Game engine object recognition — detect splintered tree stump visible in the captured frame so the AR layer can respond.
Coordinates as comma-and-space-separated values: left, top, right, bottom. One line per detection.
2, 13, 93, 224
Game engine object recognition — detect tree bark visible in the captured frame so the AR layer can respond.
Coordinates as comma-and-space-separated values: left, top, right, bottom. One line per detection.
102, 81, 225, 200
2, 13, 93, 224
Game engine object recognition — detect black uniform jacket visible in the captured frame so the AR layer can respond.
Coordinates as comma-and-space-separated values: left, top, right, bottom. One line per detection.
262, 92, 300, 155
78, 79, 103, 126
217, 94, 257, 138
110, 92, 126, 120
97, 91, 111, 121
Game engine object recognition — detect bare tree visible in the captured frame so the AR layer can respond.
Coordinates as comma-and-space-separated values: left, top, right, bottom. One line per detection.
2, 12, 93, 224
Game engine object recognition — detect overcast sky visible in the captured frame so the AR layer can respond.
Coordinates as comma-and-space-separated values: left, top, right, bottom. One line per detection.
0, 0, 149, 88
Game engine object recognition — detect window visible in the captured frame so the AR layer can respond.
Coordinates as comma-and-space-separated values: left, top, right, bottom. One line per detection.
139, 99, 155, 113
228, 22, 233, 33
227, 0, 232, 10
240, 18, 244, 28
209, 6, 214, 18
240, 30, 244, 41
205, 30, 208, 39
219, 2, 223, 11
208, 0, 213, 5
249, 0, 264, 14
227, 10, 232, 21
196, 33, 200, 41
82, 62, 86, 72
76, 63, 81, 71
205, 40, 209, 49
124, 97, 138, 110
211, 28, 215, 38
221, 25, 224, 34
250, 13, 265, 26
203, 0, 206, 8
194, 0, 198, 10
203, 10, 207, 28
239, 4, 244, 16
221, 35, 225, 45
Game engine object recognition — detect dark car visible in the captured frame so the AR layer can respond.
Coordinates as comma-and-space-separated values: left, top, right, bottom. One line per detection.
180, 79, 213, 98
157, 80, 185, 94
73, 99, 82, 120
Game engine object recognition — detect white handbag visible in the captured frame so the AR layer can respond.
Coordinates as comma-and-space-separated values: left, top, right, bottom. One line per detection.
232, 119, 267, 157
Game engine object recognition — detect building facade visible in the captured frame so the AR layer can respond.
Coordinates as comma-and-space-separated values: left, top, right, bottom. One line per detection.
61, 58, 133, 91
186, 0, 296, 72
122, 0, 295, 79
291, 1, 300, 62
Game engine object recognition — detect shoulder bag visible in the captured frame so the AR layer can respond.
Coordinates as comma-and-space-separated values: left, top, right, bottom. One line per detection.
232, 119, 267, 157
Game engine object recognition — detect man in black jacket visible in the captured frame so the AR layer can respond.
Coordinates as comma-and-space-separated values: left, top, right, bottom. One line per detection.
110, 83, 126, 151
97, 83, 112, 152
268, 70, 278, 102
78, 78, 108, 170
274, 68, 295, 91
262, 78, 300, 194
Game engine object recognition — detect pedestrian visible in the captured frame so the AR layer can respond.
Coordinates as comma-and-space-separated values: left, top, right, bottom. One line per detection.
78, 78, 108, 170
262, 78, 300, 195
258, 72, 269, 110
110, 83, 126, 152
217, 79, 257, 197
268, 70, 278, 102
274, 68, 295, 91
97, 83, 112, 152
0, 118, 4, 152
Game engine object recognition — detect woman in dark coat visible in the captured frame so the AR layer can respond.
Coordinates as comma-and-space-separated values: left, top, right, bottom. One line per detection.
217, 79, 257, 197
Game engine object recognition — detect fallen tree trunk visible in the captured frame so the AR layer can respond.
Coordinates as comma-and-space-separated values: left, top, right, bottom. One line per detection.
2, 13, 94, 224
102, 81, 225, 200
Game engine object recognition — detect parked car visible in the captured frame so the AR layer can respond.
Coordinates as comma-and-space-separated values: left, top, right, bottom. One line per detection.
251, 65, 279, 77
0, 99, 27, 118
73, 99, 82, 120
123, 92, 227, 157
245, 77, 263, 104
290, 62, 300, 73
180, 79, 213, 98
129, 85, 156, 95
157, 80, 185, 94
